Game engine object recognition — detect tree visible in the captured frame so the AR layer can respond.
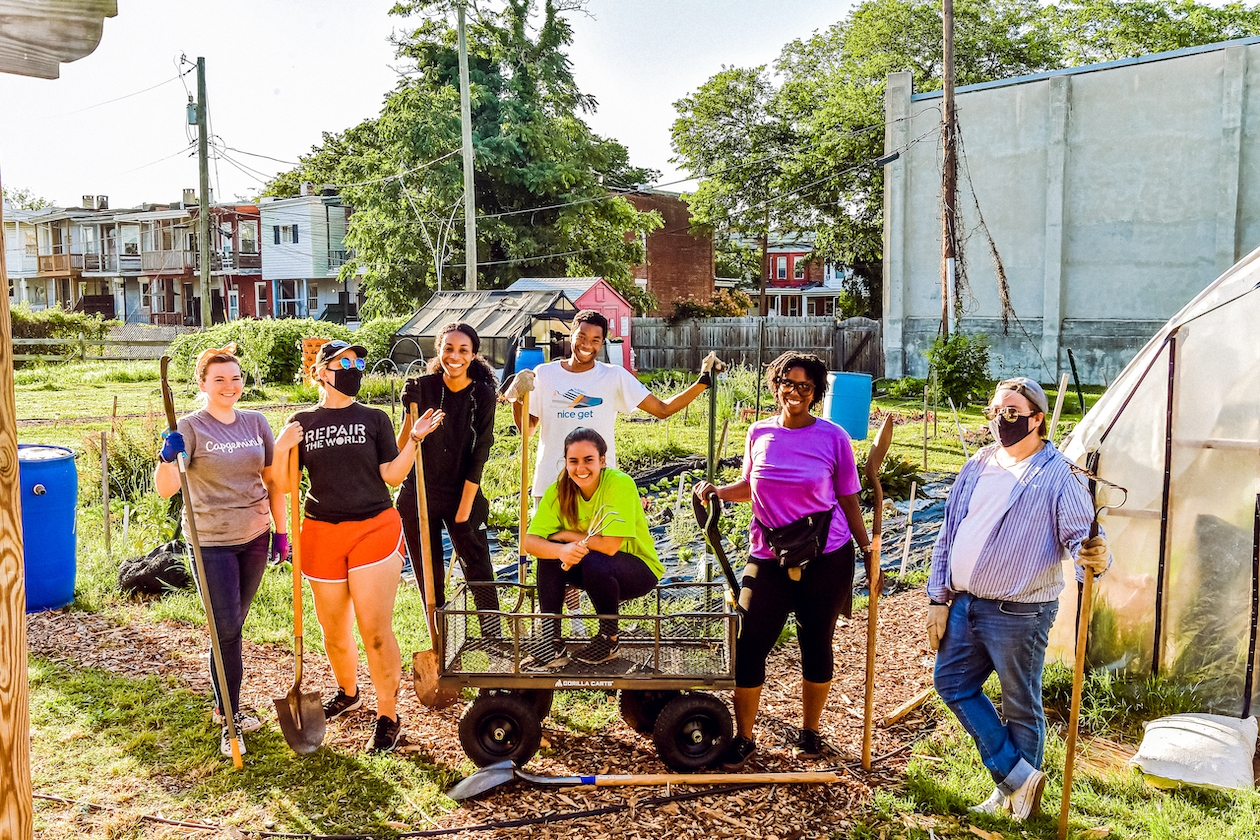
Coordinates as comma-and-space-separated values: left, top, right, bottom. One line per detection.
1, 187, 52, 210
267, 0, 661, 317
675, 0, 1260, 319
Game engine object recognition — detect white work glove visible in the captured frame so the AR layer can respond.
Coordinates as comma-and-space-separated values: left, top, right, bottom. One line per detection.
698, 351, 727, 387
927, 603, 949, 651
505, 369, 536, 401
1077, 535, 1109, 575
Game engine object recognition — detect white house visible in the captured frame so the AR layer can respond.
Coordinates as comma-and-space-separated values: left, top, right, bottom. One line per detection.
260, 188, 359, 322
3, 203, 50, 308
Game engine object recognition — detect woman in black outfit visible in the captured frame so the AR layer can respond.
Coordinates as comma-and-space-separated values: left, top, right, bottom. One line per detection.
398, 322, 502, 634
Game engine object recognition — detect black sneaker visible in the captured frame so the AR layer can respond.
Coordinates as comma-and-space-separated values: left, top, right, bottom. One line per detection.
322, 688, 362, 720
793, 728, 824, 760
367, 714, 402, 753
520, 639, 569, 670
571, 633, 619, 664
720, 735, 757, 771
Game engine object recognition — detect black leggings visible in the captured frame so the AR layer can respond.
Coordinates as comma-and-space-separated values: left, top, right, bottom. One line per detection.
537, 550, 658, 638
734, 543, 856, 688
398, 490, 502, 635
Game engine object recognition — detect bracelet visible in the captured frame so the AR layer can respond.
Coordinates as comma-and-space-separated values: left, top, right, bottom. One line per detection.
929, 599, 948, 606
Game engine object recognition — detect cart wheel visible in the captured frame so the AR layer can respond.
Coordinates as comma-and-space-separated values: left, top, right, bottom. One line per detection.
618, 689, 681, 734
652, 692, 732, 771
524, 689, 554, 720
458, 690, 543, 767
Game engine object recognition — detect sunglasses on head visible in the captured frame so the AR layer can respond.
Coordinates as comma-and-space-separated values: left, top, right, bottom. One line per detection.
983, 405, 1036, 423
331, 356, 366, 371
772, 377, 814, 395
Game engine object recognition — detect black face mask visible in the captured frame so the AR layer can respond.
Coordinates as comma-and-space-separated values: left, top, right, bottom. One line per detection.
991, 415, 1035, 448
330, 367, 364, 398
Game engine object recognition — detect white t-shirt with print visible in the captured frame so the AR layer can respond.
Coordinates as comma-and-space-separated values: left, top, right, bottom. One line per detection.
949, 449, 1034, 593
527, 360, 651, 496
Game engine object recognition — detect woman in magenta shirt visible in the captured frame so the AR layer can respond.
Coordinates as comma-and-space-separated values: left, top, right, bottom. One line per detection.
695, 351, 874, 770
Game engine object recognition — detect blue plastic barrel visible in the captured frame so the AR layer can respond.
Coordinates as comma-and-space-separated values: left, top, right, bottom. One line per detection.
822, 372, 873, 440
516, 346, 545, 372
18, 444, 78, 612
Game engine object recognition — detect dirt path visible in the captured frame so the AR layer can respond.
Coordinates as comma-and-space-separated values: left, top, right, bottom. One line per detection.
28, 591, 936, 839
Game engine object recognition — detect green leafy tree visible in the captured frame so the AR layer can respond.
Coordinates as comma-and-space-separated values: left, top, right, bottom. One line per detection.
2, 186, 52, 210
268, 0, 661, 317
1046, 0, 1260, 64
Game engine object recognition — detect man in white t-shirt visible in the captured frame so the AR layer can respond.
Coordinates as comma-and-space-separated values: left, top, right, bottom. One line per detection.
507, 309, 722, 497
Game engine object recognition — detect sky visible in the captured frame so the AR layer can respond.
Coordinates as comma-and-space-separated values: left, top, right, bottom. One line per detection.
0, 0, 853, 210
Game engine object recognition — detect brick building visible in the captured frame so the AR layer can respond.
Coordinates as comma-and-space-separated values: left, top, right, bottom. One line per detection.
625, 189, 714, 316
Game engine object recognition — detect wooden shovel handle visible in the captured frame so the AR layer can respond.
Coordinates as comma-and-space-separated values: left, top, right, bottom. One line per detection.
411, 403, 441, 642
594, 771, 840, 786
289, 448, 303, 639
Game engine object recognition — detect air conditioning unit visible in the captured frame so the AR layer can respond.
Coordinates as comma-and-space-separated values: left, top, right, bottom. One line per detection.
81, 195, 96, 210
96, 195, 109, 210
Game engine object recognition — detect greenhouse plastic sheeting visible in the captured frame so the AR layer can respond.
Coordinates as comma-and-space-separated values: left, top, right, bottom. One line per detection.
1057, 244, 1260, 716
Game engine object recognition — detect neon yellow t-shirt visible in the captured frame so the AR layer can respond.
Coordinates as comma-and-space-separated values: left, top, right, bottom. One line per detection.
528, 468, 662, 579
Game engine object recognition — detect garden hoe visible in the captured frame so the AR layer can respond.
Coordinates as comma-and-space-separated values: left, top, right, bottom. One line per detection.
410, 402, 460, 709
272, 449, 326, 754
159, 356, 243, 768
862, 415, 894, 770
446, 759, 840, 800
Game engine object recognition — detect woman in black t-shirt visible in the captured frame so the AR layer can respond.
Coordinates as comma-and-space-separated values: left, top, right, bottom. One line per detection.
274, 340, 442, 754
397, 322, 502, 637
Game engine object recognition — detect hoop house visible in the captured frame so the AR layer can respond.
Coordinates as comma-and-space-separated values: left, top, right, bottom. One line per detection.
1052, 245, 1260, 716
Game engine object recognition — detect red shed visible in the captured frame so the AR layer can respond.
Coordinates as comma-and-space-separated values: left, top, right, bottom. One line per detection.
506, 277, 636, 372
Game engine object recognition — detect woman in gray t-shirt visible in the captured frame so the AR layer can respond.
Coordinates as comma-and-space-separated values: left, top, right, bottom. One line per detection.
155, 344, 286, 758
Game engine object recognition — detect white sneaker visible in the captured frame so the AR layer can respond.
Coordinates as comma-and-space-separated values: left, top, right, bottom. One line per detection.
213, 709, 263, 733
220, 726, 247, 758
1007, 769, 1046, 820
969, 787, 1007, 815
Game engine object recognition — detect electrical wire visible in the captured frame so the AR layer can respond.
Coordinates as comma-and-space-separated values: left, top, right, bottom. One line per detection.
53, 71, 190, 118
120, 143, 197, 175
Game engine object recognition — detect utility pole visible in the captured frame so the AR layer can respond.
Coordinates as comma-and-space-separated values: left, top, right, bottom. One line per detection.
940, 0, 958, 337
759, 209, 770, 317
457, 2, 477, 291
196, 56, 212, 327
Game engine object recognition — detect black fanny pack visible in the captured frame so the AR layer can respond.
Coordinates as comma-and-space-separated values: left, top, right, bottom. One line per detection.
756, 508, 834, 571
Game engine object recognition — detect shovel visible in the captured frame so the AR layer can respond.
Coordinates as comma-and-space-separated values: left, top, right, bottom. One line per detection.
861, 415, 894, 770
272, 448, 326, 753
447, 759, 840, 800
410, 402, 460, 709
159, 356, 243, 768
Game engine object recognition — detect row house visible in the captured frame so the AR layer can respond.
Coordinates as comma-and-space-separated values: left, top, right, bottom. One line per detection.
5, 188, 358, 325
745, 233, 848, 317
260, 187, 361, 324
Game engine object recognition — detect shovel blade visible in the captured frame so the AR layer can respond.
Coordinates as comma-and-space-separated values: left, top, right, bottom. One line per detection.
413, 650, 459, 709
445, 760, 518, 800
273, 687, 327, 754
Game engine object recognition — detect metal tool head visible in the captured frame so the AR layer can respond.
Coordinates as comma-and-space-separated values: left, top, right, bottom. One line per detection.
445, 760, 519, 800
272, 686, 326, 754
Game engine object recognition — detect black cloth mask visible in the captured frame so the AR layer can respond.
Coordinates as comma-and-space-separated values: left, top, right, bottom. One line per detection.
330, 367, 364, 398
991, 415, 1035, 448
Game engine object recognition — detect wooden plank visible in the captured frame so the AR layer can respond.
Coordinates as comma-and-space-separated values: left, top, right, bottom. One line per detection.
881, 686, 934, 727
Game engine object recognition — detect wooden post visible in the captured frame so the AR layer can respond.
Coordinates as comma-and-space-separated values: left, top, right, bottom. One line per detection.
0, 175, 34, 840
100, 431, 110, 557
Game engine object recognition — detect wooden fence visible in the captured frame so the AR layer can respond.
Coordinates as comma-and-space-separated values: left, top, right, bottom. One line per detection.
632, 316, 883, 376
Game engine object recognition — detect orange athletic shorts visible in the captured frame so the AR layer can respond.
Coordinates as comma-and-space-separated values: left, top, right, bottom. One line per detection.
300, 508, 404, 583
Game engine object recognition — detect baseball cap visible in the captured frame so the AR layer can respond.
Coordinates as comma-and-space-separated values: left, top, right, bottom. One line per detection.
316, 339, 368, 366
995, 377, 1049, 414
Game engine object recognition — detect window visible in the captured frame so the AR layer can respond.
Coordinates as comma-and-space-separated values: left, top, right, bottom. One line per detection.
7, 277, 13, 300
784, 295, 801, 317
808, 297, 835, 316
160, 224, 174, 251
141, 282, 152, 310
239, 221, 258, 254
24, 229, 36, 256
794, 258, 805, 280
776, 256, 787, 279
274, 224, 299, 244
121, 225, 140, 256
307, 283, 319, 316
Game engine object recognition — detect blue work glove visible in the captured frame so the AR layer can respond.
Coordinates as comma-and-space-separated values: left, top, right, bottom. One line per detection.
270, 532, 291, 565
159, 430, 186, 463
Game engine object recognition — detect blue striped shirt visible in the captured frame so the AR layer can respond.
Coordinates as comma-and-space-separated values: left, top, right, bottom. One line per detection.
928, 442, 1104, 604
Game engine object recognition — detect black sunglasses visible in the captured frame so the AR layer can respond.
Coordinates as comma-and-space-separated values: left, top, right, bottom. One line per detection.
773, 377, 814, 395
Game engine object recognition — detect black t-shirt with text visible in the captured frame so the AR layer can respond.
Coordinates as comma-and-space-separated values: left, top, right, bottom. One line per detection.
289, 402, 399, 523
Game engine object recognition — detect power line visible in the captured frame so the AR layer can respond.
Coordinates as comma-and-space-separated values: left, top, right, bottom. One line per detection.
219, 145, 299, 166
120, 143, 197, 174
53, 71, 189, 118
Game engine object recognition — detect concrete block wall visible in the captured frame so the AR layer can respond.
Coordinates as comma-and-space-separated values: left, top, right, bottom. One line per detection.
883, 38, 1260, 385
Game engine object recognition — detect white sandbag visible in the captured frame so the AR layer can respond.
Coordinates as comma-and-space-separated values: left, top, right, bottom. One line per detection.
1130, 713, 1257, 791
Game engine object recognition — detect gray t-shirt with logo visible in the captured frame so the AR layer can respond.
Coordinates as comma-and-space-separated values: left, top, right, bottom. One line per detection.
177, 408, 275, 546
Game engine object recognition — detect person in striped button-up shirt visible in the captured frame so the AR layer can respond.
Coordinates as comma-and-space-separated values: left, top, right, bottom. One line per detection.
926, 378, 1110, 821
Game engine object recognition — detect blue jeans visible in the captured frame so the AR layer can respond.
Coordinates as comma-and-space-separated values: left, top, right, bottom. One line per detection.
198, 531, 270, 716
933, 592, 1058, 794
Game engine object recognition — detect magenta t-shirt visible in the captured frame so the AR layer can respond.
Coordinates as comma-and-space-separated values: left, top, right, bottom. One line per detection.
742, 416, 862, 560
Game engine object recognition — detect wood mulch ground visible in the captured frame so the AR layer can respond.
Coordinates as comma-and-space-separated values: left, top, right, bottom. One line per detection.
28, 590, 937, 839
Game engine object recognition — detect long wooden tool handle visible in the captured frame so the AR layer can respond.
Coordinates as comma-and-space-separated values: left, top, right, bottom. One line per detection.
863, 536, 880, 771
1058, 534, 1097, 840
289, 449, 304, 683
593, 771, 840, 786
412, 403, 441, 642
519, 387, 530, 582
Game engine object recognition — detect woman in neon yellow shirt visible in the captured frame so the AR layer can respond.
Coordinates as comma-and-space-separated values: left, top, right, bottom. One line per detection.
523, 427, 661, 667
